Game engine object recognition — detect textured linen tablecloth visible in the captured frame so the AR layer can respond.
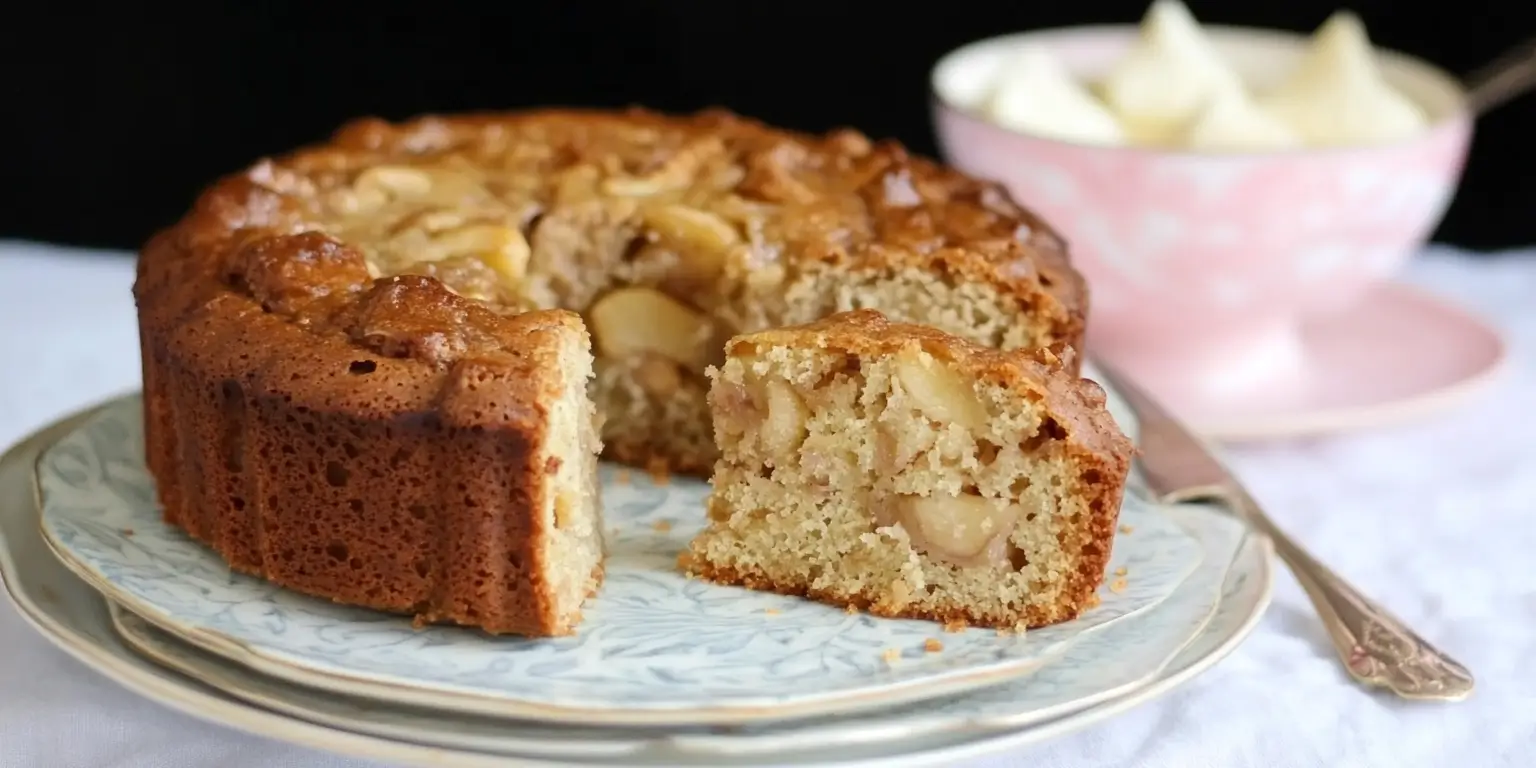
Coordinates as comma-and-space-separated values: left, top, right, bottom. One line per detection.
0, 240, 1531, 768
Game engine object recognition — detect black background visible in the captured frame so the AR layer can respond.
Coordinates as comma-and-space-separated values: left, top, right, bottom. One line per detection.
3, 1, 1532, 252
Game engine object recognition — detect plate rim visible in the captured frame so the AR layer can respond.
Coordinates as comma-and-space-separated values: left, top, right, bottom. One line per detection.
105, 601, 658, 760
864, 531, 1273, 767
99, 503, 1246, 760
1, 399, 1275, 768
33, 394, 1200, 727
636, 503, 1249, 754
0, 404, 549, 768
1191, 281, 1509, 440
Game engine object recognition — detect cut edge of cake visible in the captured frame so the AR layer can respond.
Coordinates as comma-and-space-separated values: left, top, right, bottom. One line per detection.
682, 309, 1134, 630
529, 319, 608, 634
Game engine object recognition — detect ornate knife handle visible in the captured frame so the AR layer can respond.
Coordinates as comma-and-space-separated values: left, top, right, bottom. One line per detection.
1172, 484, 1475, 701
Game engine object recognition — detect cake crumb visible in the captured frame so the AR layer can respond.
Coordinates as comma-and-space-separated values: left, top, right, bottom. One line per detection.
1085, 592, 1102, 608
881, 648, 901, 664
652, 519, 673, 533
1110, 577, 1129, 593
676, 551, 696, 571
121, 528, 134, 537
614, 469, 632, 485
845, 604, 860, 615
942, 619, 969, 633
1119, 524, 1135, 534
923, 638, 944, 653
880, 579, 913, 612
763, 608, 781, 616
1114, 566, 1128, 577
646, 457, 671, 486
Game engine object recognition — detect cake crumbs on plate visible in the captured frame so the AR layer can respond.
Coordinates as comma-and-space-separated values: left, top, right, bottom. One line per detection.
121, 528, 134, 537
1109, 577, 1129, 593
881, 648, 901, 664
1114, 566, 1128, 577
651, 519, 673, 533
763, 608, 781, 616
923, 638, 944, 653
646, 457, 671, 486
614, 469, 632, 485
845, 604, 860, 615
1085, 592, 1102, 608
1119, 524, 1135, 534
942, 619, 969, 633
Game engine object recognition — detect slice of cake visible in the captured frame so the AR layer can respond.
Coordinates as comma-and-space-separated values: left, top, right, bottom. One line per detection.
684, 310, 1134, 629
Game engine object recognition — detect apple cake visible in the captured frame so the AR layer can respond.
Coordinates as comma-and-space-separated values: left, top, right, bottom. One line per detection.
684, 310, 1133, 629
135, 108, 1088, 636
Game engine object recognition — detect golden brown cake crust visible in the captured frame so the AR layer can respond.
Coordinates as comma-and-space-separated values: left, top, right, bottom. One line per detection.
685, 556, 1098, 630
135, 108, 1090, 635
313, 108, 1080, 324
152, 107, 1088, 476
137, 231, 592, 635
728, 309, 1130, 465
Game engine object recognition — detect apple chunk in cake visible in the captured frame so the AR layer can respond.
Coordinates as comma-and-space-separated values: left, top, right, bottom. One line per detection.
683, 310, 1134, 629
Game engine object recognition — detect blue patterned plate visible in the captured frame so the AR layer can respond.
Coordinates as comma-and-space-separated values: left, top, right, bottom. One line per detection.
38, 396, 1201, 727
102, 504, 1256, 761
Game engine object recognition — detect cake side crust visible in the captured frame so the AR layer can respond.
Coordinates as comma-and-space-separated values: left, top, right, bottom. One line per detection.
136, 224, 602, 637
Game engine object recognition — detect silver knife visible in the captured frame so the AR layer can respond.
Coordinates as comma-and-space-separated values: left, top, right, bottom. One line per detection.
1095, 362, 1474, 702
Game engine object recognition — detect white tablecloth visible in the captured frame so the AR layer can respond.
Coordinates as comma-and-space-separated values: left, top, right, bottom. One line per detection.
1, 240, 1531, 768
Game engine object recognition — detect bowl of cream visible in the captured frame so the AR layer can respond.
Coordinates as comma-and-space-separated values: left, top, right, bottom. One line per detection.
930, 2, 1471, 412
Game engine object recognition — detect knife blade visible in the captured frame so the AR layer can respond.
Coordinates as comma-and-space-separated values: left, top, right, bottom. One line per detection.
1092, 361, 1241, 505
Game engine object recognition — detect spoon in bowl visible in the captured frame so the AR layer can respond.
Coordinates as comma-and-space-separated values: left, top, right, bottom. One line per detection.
1463, 35, 1536, 115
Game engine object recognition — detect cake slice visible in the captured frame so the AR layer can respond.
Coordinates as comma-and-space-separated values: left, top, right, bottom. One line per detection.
684, 310, 1134, 629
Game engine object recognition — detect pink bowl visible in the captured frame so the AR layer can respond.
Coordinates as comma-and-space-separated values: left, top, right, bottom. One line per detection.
932, 26, 1472, 415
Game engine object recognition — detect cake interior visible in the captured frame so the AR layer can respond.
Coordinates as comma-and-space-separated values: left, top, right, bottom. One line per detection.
534, 331, 606, 632
574, 265, 1046, 475
687, 337, 1109, 629
310, 133, 1066, 474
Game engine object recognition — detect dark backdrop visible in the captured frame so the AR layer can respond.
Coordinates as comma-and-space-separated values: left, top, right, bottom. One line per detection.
3, 1, 1532, 251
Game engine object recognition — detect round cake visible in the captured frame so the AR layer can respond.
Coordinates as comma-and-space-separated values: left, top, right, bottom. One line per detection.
135, 108, 1089, 635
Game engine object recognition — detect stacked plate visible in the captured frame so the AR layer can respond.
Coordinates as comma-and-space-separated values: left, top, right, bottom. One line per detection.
0, 387, 1273, 767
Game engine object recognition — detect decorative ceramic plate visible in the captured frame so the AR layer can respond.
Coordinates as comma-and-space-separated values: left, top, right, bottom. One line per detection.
1, 403, 1272, 767
1174, 283, 1508, 440
105, 503, 1252, 760
37, 396, 1201, 726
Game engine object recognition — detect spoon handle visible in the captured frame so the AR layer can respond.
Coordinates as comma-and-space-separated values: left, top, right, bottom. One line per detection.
1463, 36, 1536, 116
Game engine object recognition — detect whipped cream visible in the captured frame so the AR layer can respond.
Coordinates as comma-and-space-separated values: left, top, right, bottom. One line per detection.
1181, 89, 1301, 151
1259, 12, 1429, 146
986, 46, 1126, 145
1099, 0, 1244, 145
